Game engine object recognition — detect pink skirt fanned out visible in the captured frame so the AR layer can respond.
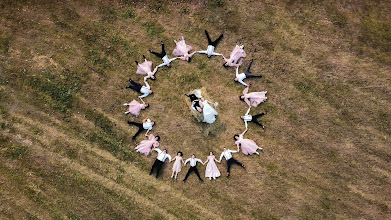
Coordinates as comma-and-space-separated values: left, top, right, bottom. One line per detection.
136, 60, 153, 75
205, 160, 221, 178
127, 100, 142, 117
135, 135, 159, 156
248, 92, 267, 107
226, 46, 246, 66
238, 139, 259, 155
173, 40, 192, 56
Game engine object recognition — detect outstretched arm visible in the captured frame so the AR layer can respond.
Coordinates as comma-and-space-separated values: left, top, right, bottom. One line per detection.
241, 128, 248, 136
176, 56, 188, 61
144, 80, 150, 90
245, 107, 251, 116
219, 152, 224, 162
236, 143, 240, 152
189, 51, 197, 57
157, 62, 167, 68
139, 97, 145, 104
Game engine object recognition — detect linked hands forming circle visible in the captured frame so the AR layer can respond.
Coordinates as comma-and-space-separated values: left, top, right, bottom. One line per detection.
124, 30, 268, 181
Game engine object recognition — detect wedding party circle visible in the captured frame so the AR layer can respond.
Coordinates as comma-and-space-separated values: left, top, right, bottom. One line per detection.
124, 30, 268, 182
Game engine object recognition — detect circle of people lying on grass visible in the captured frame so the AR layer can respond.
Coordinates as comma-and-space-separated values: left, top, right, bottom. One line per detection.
124, 30, 267, 182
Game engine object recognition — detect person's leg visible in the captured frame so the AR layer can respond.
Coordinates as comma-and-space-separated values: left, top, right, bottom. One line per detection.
232, 158, 244, 168
252, 113, 266, 129
194, 167, 203, 181
227, 159, 233, 175
211, 34, 224, 47
183, 167, 193, 181
245, 59, 253, 74
128, 121, 144, 139
155, 161, 163, 178
161, 42, 166, 55
150, 160, 158, 175
149, 50, 164, 59
245, 73, 262, 78
204, 30, 212, 45
135, 60, 139, 65
171, 170, 175, 178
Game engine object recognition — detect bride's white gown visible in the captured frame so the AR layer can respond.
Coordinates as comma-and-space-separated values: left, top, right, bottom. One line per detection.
202, 100, 218, 124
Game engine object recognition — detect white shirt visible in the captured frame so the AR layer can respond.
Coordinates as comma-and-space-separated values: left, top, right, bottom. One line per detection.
143, 118, 153, 130
198, 45, 221, 56
219, 150, 237, 161
206, 45, 215, 55
139, 81, 150, 98
185, 158, 203, 167
158, 55, 177, 67
154, 148, 172, 162
243, 107, 252, 129
236, 67, 247, 86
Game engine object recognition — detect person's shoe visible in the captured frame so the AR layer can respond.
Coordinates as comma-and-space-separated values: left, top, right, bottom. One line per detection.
183, 179, 186, 182
125, 84, 131, 88
226, 172, 230, 177
200, 179, 204, 183
128, 77, 132, 82
242, 164, 246, 168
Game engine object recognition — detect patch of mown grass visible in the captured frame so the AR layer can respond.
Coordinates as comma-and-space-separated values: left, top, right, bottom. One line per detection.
0, 35, 10, 53
373, 110, 391, 135
85, 109, 114, 135
27, 69, 87, 114
119, 8, 136, 20
326, 5, 348, 28
89, 132, 135, 161
358, 18, 391, 63
2, 144, 29, 159
142, 21, 165, 37
208, 0, 225, 9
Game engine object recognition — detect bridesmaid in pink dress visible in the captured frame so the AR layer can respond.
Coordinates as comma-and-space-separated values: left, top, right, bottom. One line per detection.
234, 128, 263, 155
135, 55, 158, 81
135, 134, 160, 156
173, 36, 197, 62
223, 45, 246, 67
171, 152, 185, 179
203, 152, 221, 180
123, 98, 149, 117
240, 86, 267, 108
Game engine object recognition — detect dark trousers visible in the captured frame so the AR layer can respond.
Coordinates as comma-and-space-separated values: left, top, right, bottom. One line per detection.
183, 166, 202, 181
205, 30, 223, 47
251, 113, 266, 128
127, 121, 144, 140
126, 80, 142, 93
149, 43, 166, 59
244, 59, 261, 78
227, 158, 243, 173
150, 159, 164, 178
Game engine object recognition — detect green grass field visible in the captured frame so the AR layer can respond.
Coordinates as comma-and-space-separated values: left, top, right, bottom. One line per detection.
1, 0, 391, 219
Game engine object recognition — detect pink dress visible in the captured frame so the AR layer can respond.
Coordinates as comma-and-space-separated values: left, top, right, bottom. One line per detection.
224, 45, 246, 67
136, 59, 157, 79
135, 134, 159, 156
173, 38, 195, 59
126, 100, 144, 117
205, 155, 221, 178
172, 156, 183, 173
235, 134, 260, 155
243, 87, 267, 107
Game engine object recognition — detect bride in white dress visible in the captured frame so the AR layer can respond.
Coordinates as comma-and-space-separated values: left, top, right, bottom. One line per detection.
200, 98, 218, 124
